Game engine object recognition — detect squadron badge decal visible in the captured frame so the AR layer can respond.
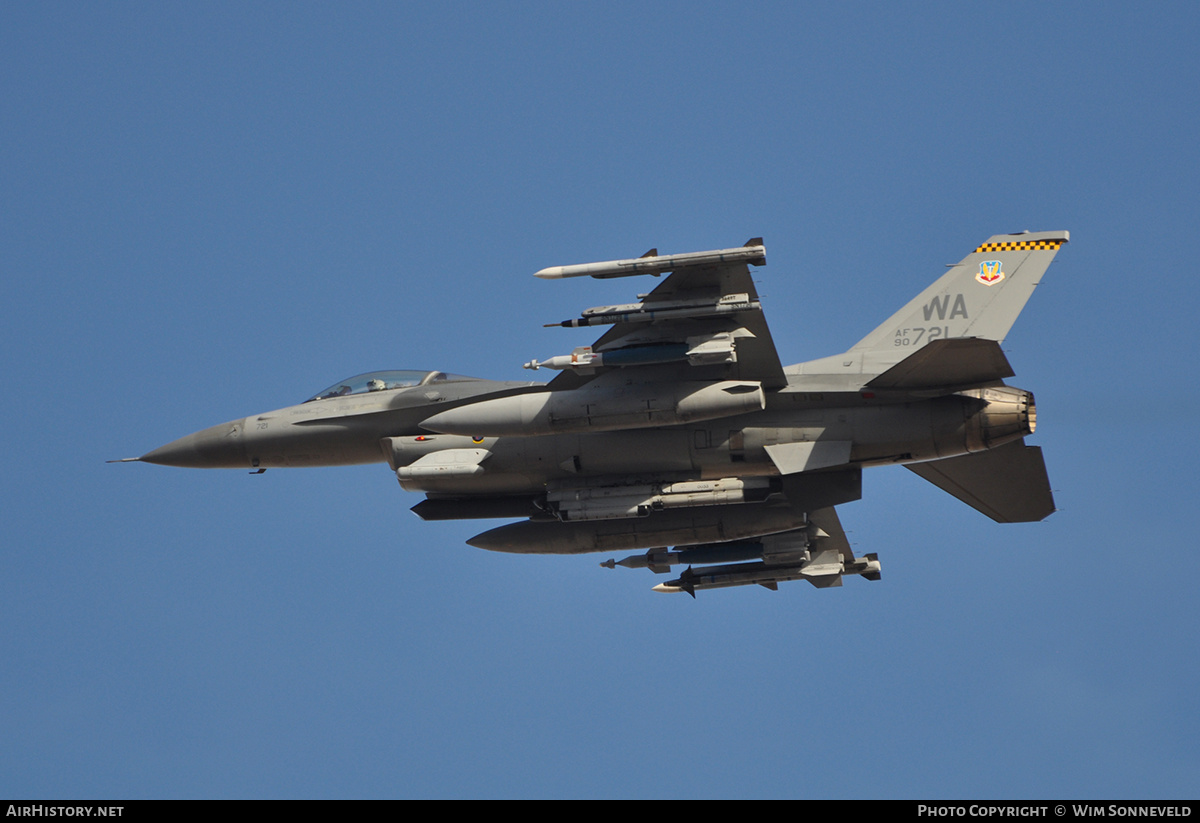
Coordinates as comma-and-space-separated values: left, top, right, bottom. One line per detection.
976, 260, 1004, 286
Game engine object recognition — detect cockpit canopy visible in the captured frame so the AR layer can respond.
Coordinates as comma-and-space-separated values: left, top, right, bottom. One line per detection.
305, 370, 470, 403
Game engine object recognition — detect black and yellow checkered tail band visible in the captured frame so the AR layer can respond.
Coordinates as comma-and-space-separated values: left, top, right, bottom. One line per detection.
973, 240, 1065, 253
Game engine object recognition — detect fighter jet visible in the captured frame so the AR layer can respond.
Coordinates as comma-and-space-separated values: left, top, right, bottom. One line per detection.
118, 232, 1067, 595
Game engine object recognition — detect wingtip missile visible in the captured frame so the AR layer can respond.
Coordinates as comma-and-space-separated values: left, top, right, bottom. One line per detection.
533, 244, 766, 280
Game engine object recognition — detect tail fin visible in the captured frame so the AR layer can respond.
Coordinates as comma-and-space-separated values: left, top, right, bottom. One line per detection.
849, 231, 1068, 365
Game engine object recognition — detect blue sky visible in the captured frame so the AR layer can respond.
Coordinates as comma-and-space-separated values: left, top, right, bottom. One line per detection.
2, 1, 1198, 798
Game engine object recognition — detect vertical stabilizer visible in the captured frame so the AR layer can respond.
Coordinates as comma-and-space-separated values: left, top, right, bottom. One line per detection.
849, 231, 1068, 361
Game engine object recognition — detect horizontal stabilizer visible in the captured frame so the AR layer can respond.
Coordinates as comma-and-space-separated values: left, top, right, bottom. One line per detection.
906, 440, 1055, 523
866, 338, 1014, 391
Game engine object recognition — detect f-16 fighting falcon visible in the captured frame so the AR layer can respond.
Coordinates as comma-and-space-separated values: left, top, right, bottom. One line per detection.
116, 232, 1067, 595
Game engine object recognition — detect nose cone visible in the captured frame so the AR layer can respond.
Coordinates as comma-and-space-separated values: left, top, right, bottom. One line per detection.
140, 419, 249, 468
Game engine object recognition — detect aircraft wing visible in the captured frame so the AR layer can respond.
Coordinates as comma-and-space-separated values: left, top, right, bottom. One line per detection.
649, 505, 881, 596
530, 239, 788, 391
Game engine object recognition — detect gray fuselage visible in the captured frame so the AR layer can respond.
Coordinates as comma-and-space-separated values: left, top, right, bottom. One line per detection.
143, 372, 1034, 492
